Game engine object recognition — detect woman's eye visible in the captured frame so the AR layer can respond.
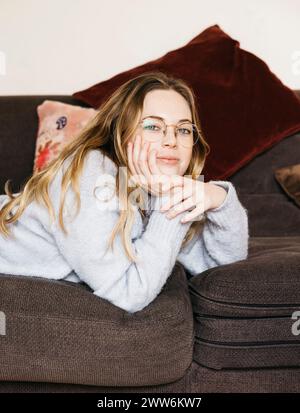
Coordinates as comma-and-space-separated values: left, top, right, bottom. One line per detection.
178, 128, 191, 135
144, 124, 160, 131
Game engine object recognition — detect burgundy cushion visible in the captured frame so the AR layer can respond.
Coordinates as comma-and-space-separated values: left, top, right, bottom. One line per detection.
72, 24, 300, 181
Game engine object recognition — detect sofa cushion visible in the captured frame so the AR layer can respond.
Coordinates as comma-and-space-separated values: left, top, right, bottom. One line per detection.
188, 236, 300, 370
0, 262, 194, 387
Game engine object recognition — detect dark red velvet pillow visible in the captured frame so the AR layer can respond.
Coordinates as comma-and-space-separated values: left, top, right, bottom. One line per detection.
72, 24, 300, 181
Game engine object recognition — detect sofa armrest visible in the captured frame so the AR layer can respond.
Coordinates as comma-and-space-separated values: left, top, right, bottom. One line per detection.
188, 236, 300, 369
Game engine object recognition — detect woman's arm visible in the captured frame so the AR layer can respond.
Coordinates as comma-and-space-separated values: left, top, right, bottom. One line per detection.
176, 180, 249, 277
49, 154, 193, 314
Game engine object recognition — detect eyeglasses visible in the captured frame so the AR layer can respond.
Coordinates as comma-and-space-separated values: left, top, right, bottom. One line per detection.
138, 116, 200, 148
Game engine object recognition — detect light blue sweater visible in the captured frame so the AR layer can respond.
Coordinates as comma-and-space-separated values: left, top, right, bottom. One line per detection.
0, 150, 249, 313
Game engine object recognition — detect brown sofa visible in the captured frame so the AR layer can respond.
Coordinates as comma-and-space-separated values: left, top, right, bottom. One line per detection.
0, 92, 300, 393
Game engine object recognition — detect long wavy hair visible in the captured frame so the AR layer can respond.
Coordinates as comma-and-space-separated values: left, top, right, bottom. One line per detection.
0, 71, 210, 262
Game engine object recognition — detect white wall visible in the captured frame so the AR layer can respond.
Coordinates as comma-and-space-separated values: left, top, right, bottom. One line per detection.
0, 0, 299, 95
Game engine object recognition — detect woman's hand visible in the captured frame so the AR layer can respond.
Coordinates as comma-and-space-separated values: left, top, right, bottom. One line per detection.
127, 134, 184, 196
161, 180, 228, 223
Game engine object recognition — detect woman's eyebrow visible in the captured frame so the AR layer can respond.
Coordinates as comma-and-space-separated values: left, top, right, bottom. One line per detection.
142, 115, 192, 123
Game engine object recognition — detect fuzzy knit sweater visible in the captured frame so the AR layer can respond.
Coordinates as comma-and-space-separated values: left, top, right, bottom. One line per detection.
0, 150, 249, 313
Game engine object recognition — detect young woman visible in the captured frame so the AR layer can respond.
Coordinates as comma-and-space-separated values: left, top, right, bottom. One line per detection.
0, 71, 249, 314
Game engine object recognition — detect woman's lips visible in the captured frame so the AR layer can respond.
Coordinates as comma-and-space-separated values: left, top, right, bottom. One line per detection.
157, 158, 179, 165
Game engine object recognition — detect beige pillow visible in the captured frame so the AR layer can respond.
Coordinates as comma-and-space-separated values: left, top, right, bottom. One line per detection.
33, 100, 97, 173
274, 164, 300, 208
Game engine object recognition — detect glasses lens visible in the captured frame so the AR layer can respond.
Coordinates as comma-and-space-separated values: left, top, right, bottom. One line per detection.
140, 117, 164, 142
176, 122, 200, 148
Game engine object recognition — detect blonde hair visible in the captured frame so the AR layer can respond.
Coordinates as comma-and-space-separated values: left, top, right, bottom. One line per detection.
0, 71, 210, 262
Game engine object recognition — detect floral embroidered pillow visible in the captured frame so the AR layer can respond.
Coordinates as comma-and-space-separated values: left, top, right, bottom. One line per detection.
33, 100, 97, 173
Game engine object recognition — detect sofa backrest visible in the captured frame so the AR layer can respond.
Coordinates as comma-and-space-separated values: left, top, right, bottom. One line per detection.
231, 129, 300, 237
229, 90, 300, 236
0, 92, 300, 236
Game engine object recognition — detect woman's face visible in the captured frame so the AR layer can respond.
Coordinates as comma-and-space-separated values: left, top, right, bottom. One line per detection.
133, 89, 193, 176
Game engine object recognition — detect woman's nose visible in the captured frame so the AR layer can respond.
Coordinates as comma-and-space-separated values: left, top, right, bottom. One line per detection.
162, 126, 177, 146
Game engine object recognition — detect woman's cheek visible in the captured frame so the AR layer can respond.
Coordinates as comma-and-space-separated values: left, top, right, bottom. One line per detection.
178, 159, 190, 176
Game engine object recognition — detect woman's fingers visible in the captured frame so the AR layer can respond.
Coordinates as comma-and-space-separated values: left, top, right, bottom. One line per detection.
147, 148, 172, 193
132, 134, 143, 178
127, 141, 139, 186
164, 175, 185, 192
181, 204, 205, 223
165, 196, 196, 219
139, 140, 152, 191
128, 134, 147, 188
160, 188, 183, 211
160, 183, 192, 214
163, 180, 205, 220
147, 146, 161, 177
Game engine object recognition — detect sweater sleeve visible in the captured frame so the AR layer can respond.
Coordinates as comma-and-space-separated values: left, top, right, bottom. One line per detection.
49, 160, 193, 314
176, 180, 249, 277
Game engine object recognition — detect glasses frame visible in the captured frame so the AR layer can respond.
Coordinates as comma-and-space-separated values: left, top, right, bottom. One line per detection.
138, 116, 200, 147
